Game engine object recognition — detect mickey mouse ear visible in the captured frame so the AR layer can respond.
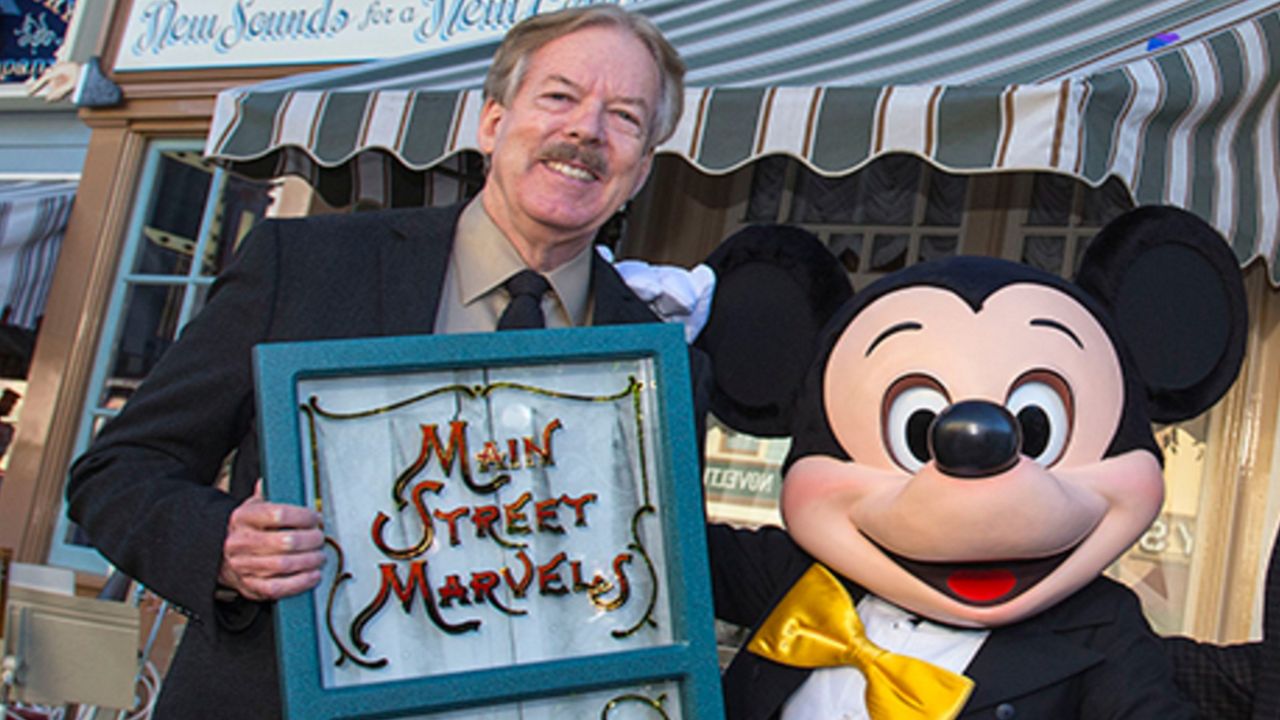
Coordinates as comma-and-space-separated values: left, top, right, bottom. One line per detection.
694, 225, 852, 437
1075, 206, 1247, 423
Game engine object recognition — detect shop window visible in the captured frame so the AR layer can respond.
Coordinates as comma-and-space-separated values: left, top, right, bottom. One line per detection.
742, 154, 968, 290
709, 155, 982, 530
1107, 417, 1208, 635
703, 418, 785, 529
47, 141, 274, 573
1003, 173, 1132, 277
45, 143, 502, 573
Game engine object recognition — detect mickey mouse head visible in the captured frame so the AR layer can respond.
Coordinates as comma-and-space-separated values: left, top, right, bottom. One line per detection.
778, 206, 1246, 628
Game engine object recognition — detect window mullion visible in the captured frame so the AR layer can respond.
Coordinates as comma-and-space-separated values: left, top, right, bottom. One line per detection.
178, 166, 228, 328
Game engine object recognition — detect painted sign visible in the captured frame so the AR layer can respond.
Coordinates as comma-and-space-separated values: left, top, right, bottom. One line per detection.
254, 326, 723, 719
113, 0, 653, 72
300, 368, 673, 690
0, 0, 74, 83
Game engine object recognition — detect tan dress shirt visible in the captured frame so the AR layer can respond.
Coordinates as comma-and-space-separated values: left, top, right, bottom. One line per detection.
433, 198, 594, 333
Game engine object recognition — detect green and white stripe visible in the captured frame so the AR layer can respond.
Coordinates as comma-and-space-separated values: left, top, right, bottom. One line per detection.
206, 0, 1280, 281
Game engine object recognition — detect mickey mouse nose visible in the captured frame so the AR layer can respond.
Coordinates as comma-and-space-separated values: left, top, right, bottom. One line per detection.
929, 400, 1022, 478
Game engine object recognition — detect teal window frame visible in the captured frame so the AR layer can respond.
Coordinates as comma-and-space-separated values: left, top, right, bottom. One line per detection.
48, 139, 235, 573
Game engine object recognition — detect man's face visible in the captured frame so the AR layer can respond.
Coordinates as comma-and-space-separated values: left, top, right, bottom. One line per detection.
478, 24, 660, 265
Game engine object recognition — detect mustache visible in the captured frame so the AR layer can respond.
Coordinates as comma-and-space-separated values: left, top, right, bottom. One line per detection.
538, 142, 608, 178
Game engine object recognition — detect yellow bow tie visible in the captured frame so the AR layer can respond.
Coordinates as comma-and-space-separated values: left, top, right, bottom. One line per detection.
747, 564, 974, 720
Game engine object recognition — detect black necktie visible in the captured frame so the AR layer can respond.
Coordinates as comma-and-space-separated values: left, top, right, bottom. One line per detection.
497, 270, 551, 330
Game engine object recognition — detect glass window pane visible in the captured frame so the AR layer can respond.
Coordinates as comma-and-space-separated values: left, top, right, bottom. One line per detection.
1081, 177, 1134, 227
1073, 237, 1092, 274
106, 283, 187, 382
129, 152, 214, 276
869, 234, 908, 272
92, 382, 138, 421
720, 432, 761, 454
134, 227, 199, 277
919, 235, 958, 263
786, 155, 929, 226
923, 171, 967, 227
790, 168, 859, 224
703, 419, 787, 529
859, 155, 921, 226
1108, 415, 1210, 635
202, 174, 274, 276
829, 233, 864, 273
1021, 235, 1066, 274
1027, 174, 1074, 227
745, 156, 790, 222
128, 155, 273, 278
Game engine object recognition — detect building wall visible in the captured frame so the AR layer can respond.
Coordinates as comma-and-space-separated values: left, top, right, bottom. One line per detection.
0, 108, 90, 177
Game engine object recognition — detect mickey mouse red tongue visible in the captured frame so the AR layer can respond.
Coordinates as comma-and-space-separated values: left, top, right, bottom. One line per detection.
883, 548, 1074, 607
947, 569, 1018, 603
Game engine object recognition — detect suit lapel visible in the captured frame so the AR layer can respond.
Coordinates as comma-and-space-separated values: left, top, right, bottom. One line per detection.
590, 251, 660, 326
963, 624, 1103, 711
722, 563, 859, 720
378, 204, 463, 336
961, 584, 1113, 712
723, 644, 813, 720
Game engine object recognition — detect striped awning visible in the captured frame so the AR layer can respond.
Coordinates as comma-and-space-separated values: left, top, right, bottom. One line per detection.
206, 0, 1280, 281
0, 181, 75, 330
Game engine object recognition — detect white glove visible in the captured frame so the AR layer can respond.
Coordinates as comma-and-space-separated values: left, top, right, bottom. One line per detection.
597, 246, 717, 343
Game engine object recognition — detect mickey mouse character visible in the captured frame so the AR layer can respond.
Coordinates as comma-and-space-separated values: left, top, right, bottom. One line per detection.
702, 206, 1247, 719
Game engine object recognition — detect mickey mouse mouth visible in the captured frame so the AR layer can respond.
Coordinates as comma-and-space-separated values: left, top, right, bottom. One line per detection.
872, 540, 1076, 607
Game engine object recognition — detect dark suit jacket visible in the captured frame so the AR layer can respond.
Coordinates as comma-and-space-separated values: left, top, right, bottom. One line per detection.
710, 525, 1198, 719
67, 204, 708, 719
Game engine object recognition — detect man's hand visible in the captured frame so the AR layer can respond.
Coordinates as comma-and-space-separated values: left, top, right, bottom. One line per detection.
218, 481, 325, 601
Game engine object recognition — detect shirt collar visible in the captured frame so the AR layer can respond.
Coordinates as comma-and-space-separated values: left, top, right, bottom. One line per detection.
454, 197, 593, 327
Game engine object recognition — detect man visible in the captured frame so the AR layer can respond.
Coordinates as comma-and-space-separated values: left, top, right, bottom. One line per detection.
66, 6, 698, 718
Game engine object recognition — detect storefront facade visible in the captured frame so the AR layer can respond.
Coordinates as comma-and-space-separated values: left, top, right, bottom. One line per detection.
0, 0, 92, 511
0, 0, 1277, 657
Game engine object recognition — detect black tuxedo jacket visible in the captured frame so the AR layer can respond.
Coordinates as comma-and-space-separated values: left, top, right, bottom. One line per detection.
67, 204, 708, 719
710, 525, 1198, 719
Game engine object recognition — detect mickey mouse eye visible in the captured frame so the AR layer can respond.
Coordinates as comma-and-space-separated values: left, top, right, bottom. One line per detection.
883, 376, 948, 473
1006, 371, 1072, 467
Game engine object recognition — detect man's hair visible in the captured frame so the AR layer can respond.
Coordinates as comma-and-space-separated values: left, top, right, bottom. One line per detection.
484, 4, 685, 149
